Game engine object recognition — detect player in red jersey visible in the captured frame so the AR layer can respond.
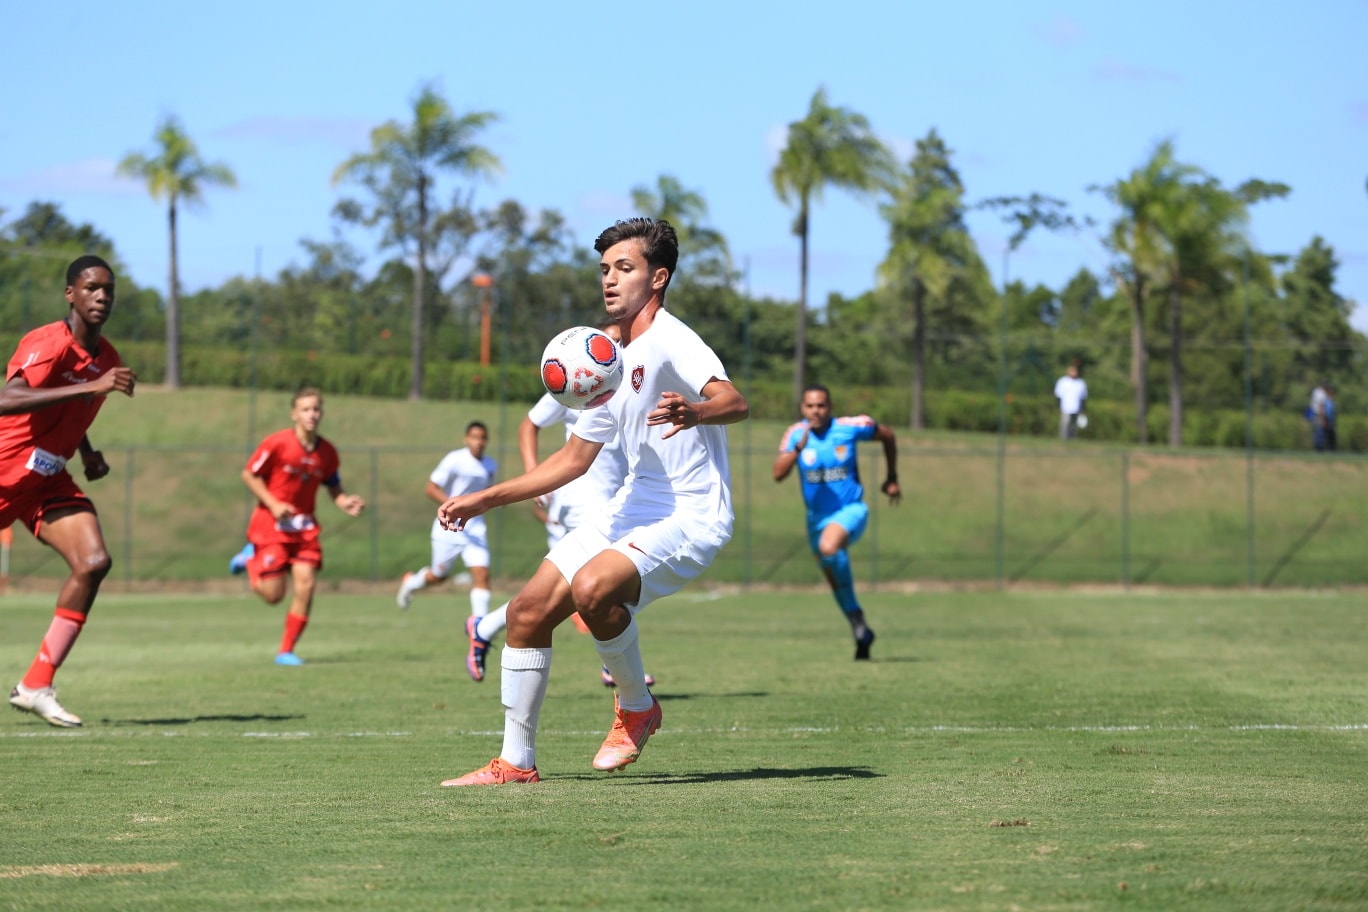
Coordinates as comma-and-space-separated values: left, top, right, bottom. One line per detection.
1, 255, 137, 727
238, 386, 364, 665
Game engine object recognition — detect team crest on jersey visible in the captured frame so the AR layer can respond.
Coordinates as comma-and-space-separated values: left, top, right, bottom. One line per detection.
834, 445, 849, 461
631, 365, 645, 392
801, 449, 817, 466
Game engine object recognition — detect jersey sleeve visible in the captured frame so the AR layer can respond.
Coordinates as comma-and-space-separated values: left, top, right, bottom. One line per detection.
6, 333, 57, 385
428, 451, 458, 487
245, 438, 276, 477
836, 415, 878, 441
526, 393, 570, 429
778, 421, 808, 452
571, 404, 618, 446
669, 326, 729, 397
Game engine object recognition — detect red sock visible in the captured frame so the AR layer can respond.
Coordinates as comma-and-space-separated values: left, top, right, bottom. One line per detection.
22, 608, 87, 689
279, 613, 309, 654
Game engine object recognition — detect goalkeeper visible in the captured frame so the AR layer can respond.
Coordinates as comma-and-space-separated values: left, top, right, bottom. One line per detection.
773, 384, 900, 660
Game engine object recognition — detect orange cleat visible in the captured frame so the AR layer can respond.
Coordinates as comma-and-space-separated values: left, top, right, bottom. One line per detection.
592, 695, 662, 772
441, 757, 540, 787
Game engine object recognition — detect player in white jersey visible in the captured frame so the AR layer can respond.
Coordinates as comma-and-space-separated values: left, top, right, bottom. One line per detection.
395, 421, 496, 621
462, 322, 654, 687
437, 218, 749, 786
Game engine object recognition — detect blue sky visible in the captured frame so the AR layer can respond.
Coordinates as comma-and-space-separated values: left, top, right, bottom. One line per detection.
3, 1, 1365, 330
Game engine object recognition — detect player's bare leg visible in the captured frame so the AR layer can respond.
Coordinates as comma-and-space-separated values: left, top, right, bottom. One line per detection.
11, 508, 110, 727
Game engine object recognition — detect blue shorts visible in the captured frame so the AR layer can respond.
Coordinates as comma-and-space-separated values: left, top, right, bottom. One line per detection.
807, 502, 868, 553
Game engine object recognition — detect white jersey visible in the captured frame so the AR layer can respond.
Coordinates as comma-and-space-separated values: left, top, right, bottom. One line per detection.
572, 309, 733, 537
526, 392, 628, 522
1054, 375, 1087, 415
427, 446, 496, 540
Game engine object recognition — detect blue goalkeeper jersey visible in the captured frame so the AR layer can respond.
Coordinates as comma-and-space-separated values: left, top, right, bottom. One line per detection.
780, 416, 878, 519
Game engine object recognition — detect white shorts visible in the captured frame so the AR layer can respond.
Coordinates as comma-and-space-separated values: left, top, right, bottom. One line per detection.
546, 514, 728, 613
430, 530, 489, 577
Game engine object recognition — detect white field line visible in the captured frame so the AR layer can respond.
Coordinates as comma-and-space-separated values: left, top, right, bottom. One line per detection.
2, 723, 1366, 739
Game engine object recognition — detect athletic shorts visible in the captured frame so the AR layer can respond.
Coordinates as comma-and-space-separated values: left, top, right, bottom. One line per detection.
807, 501, 869, 554
0, 474, 94, 537
247, 539, 323, 586
546, 514, 729, 613
430, 533, 490, 577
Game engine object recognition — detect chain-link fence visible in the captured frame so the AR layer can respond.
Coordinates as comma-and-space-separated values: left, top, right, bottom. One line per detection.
4, 428, 1364, 593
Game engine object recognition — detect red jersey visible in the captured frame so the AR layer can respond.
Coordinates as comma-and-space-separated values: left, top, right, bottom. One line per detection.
0, 320, 123, 494
244, 428, 341, 546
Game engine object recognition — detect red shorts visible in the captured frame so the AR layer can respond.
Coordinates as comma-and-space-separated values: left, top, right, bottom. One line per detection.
0, 473, 94, 537
246, 538, 324, 587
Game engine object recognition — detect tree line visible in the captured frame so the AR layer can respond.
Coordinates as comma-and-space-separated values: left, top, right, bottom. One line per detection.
0, 83, 1361, 446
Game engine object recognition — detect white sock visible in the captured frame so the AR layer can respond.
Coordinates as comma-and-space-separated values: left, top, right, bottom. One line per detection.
404, 568, 430, 593
470, 587, 492, 618
476, 603, 508, 643
499, 646, 551, 770
594, 618, 651, 711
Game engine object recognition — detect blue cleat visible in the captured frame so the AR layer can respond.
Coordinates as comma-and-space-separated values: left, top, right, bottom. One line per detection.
274, 652, 304, 666
229, 542, 255, 575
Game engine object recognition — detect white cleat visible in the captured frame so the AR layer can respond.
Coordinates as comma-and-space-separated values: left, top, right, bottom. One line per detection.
10, 684, 82, 728
396, 573, 415, 610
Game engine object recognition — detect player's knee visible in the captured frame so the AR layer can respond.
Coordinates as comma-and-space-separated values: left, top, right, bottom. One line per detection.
569, 573, 613, 621
75, 548, 113, 584
506, 593, 552, 638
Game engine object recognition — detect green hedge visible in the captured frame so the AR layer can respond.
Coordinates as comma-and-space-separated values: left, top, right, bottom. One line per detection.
120, 343, 1348, 452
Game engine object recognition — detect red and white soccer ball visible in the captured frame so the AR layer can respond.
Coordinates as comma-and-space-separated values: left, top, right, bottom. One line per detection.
540, 325, 624, 410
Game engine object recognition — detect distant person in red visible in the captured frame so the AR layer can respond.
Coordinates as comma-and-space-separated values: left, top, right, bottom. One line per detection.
235, 387, 364, 665
0, 255, 136, 727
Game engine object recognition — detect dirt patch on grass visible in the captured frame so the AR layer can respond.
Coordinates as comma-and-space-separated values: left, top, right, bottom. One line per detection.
0, 862, 178, 878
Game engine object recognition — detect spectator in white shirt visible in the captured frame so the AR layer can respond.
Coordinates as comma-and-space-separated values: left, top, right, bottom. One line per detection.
1054, 360, 1088, 440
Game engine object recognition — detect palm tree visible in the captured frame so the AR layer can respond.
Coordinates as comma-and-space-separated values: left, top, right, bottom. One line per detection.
1093, 141, 1193, 443
333, 84, 500, 400
117, 115, 237, 388
771, 88, 893, 405
879, 131, 993, 428
1157, 177, 1287, 445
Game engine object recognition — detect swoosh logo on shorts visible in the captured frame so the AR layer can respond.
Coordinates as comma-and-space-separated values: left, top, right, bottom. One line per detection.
627, 542, 647, 555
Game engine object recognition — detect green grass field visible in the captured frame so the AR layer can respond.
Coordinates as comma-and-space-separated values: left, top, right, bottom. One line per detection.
2, 588, 1365, 910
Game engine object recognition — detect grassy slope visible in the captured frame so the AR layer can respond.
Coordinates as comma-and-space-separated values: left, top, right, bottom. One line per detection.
5, 387, 1366, 589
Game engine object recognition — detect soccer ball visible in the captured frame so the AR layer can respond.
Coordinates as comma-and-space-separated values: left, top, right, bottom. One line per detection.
540, 325, 624, 410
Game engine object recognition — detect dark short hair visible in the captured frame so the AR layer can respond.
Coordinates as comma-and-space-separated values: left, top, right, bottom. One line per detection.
801, 384, 831, 404
465, 420, 488, 435
66, 254, 114, 286
594, 218, 679, 290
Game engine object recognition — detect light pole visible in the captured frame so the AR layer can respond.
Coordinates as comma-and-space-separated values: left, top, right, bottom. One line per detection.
472, 273, 494, 367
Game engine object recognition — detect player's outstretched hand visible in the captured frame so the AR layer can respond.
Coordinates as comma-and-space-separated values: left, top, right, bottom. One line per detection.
337, 494, 365, 517
438, 495, 486, 532
647, 391, 699, 439
881, 479, 902, 505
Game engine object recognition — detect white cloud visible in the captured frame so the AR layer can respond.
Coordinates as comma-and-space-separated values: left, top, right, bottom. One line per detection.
214, 116, 374, 149
0, 158, 139, 196
1093, 58, 1182, 84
